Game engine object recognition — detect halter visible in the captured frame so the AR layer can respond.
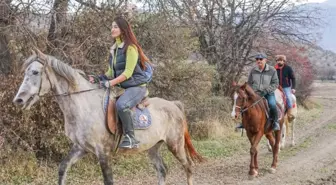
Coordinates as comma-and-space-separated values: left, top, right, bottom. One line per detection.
34, 56, 101, 98
236, 94, 265, 115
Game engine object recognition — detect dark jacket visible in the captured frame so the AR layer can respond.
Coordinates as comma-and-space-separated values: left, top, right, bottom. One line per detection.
248, 64, 279, 95
109, 43, 151, 88
275, 64, 296, 89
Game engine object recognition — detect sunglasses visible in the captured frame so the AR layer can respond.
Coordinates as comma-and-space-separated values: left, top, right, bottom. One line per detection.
256, 58, 263, 61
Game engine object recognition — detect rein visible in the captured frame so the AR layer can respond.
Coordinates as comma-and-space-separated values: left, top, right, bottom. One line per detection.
237, 96, 265, 115
34, 56, 102, 98
39, 87, 102, 97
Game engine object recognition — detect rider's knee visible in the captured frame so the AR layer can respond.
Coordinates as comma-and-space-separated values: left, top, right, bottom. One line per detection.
115, 100, 130, 112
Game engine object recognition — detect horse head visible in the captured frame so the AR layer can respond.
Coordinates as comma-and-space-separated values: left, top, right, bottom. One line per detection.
231, 82, 249, 119
13, 49, 52, 109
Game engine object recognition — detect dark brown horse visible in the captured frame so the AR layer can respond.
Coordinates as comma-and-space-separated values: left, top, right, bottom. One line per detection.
231, 82, 285, 178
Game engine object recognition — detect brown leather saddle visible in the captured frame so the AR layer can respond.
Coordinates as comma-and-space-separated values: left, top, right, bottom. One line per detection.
105, 90, 150, 136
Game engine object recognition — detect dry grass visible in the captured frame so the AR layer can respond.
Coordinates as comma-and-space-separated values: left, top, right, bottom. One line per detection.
0, 95, 323, 184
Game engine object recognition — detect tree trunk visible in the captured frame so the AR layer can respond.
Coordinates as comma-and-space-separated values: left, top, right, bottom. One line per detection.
47, 0, 69, 53
0, 0, 12, 75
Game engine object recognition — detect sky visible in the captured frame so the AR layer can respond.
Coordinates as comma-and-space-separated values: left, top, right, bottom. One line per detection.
306, 0, 327, 2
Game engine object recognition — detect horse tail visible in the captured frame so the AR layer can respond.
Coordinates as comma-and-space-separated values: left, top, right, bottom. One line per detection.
183, 121, 205, 163
173, 101, 205, 163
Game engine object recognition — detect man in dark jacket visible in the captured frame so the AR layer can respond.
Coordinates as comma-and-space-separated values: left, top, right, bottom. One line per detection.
236, 53, 280, 131
275, 55, 296, 121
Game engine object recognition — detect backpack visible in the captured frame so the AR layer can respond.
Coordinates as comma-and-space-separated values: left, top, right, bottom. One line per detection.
143, 62, 154, 83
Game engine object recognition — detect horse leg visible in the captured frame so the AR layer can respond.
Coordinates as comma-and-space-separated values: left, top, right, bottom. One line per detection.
167, 139, 193, 185
269, 129, 281, 174
58, 144, 87, 185
291, 118, 296, 146
249, 131, 263, 178
97, 153, 114, 185
148, 141, 167, 185
265, 132, 275, 152
280, 122, 286, 150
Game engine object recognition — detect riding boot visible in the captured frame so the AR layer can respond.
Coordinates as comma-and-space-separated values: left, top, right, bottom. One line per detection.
236, 123, 244, 129
270, 107, 280, 131
118, 108, 140, 149
272, 121, 280, 131
287, 108, 295, 122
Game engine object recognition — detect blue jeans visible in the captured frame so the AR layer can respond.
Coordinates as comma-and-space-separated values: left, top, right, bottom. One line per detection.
283, 87, 293, 109
116, 86, 147, 112
264, 92, 278, 122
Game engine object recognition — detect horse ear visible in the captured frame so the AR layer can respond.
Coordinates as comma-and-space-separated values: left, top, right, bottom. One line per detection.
232, 81, 237, 87
33, 47, 47, 62
241, 82, 247, 89
31, 50, 37, 56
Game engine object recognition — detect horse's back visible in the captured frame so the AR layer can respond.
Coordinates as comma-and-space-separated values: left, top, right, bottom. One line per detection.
131, 97, 185, 152
275, 89, 285, 109
147, 97, 185, 117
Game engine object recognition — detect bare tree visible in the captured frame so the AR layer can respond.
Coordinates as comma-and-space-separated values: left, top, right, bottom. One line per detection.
140, 0, 321, 95
47, 0, 69, 53
0, 0, 12, 74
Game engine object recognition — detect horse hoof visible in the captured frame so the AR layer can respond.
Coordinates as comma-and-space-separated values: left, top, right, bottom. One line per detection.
268, 147, 272, 152
291, 142, 296, 147
269, 167, 276, 174
280, 145, 285, 150
248, 170, 258, 180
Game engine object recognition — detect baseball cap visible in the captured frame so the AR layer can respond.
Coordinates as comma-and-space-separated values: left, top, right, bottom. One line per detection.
255, 53, 267, 59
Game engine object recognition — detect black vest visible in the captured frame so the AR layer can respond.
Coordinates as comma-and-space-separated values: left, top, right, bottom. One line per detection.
110, 46, 149, 88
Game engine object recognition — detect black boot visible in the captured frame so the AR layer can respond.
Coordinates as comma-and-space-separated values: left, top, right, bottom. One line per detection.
236, 123, 244, 129
269, 106, 279, 131
272, 121, 280, 131
118, 109, 140, 149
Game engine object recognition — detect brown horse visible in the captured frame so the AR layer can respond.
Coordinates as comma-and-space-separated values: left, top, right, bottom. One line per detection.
231, 82, 285, 178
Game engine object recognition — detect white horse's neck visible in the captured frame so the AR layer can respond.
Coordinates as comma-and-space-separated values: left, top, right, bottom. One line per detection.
46, 67, 100, 117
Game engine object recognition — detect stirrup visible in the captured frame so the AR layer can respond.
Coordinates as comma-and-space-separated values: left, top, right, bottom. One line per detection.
119, 134, 139, 149
272, 122, 280, 131
236, 123, 244, 129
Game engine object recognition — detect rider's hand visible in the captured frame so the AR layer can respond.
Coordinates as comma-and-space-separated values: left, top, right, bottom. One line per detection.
89, 76, 95, 83
260, 91, 267, 97
102, 80, 111, 88
292, 89, 296, 94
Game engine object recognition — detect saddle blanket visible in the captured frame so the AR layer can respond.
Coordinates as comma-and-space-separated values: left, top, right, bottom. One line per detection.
103, 88, 152, 129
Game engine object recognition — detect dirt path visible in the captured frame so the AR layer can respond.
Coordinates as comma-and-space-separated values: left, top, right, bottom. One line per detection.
115, 83, 336, 185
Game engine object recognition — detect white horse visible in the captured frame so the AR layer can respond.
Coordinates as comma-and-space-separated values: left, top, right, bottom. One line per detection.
13, 50, 203, 185
268, 91, 297, 151
281, 94, 297, 148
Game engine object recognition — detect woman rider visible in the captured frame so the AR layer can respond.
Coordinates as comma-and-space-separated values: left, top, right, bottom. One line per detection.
90, 17, 151, 149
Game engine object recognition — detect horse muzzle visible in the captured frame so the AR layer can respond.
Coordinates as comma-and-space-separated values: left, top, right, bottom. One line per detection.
13, 93, 39, 110
231, 111, 239, 120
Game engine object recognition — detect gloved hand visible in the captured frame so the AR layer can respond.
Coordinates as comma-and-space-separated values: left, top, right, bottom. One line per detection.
100, 79, 111, 89
259, 90, 268, 97
88, 75, 99, 84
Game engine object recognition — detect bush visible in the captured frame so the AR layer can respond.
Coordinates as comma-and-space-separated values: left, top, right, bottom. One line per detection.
0, 75, 70, 161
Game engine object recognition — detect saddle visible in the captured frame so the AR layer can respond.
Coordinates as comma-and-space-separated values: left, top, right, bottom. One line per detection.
106, 93, 150, 135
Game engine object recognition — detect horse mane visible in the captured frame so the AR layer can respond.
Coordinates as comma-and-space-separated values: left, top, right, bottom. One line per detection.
22, 54, 84, 87
244, 84, 259, 100
21, 54, 38, 72
243, 83, 268, 113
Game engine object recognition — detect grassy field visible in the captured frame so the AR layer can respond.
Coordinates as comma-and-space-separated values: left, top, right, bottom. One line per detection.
0, 101, 323, 185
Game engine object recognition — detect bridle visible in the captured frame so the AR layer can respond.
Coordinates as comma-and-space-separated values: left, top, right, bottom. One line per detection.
34, 57, 101, 98
235, 92, 265, 115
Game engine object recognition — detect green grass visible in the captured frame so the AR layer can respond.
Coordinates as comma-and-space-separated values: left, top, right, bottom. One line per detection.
325, 123, 336, 131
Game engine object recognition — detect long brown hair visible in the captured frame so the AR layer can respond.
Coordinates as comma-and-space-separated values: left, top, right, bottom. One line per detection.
113, 16, 149, 69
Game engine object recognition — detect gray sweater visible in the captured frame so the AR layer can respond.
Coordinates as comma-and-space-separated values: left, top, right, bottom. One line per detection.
247, 64, 279, 95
